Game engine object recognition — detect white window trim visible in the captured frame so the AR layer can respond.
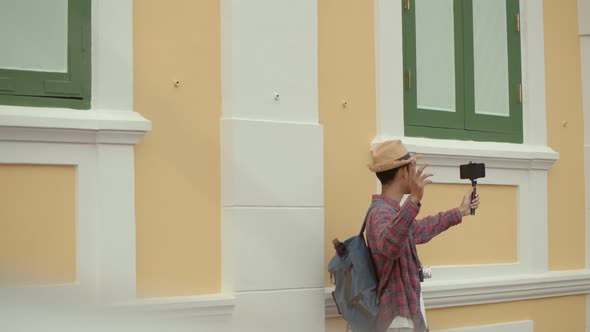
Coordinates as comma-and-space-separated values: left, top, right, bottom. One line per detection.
0, 0, 151, 144
373, 0, 557, 274
0, 0, 150, 305
374, 0, 552, 149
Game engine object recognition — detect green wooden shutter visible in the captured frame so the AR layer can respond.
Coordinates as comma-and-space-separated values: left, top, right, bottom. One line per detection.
402, 0, 523, 144
464, 0, 522, 139
403, 0, 465, 130
0, 0, 91, 109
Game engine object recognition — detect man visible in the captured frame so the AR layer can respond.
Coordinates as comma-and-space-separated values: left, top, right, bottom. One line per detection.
365, 140, 480, 332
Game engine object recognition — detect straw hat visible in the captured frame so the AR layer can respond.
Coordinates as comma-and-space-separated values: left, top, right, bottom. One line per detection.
367, 140, 422, 173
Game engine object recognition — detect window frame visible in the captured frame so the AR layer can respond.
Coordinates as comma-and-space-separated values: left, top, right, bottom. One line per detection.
371, 0, 559, 301
0, 0, 91, 110
402, 0, 523, 143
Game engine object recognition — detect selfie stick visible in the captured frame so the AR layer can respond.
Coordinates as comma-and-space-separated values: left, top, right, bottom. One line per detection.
470, 180, 477, 216
460, 161, 485, 217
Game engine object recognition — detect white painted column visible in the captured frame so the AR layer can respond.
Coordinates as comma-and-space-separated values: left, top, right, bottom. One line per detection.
374, 0, 405, 137
92, 0, 134, 112
95, 144, 137, 303
90, 0, 143, 303
578, 0, 590, 330
580, 0, 590, 270
221, 0, 324, 331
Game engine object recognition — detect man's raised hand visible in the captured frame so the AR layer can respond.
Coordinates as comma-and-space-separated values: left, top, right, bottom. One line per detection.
409, 161, 433, 205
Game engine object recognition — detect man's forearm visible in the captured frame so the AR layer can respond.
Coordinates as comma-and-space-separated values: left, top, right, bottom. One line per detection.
412, 208, 463, 245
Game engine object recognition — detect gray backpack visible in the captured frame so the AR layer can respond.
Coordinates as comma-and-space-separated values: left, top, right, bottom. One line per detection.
328, 202, 382, 332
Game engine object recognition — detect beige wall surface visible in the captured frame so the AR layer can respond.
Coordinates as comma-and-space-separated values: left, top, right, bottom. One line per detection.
134, 0, 222, 297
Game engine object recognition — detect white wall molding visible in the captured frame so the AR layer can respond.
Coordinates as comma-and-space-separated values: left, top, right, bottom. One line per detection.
434, 321, 533, 332
326, 270, 590, 317
373, 136, 559, 171
117, 294, 236, 319
423, 270, 590, 308
0, 293, 234, 332
0, 107, 150, 144
0, 140, 138, 303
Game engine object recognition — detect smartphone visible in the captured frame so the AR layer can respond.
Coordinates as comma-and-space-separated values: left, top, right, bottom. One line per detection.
460, 162, 486, 180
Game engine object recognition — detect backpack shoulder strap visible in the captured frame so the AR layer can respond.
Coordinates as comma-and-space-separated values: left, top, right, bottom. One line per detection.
359, 200, 386, 236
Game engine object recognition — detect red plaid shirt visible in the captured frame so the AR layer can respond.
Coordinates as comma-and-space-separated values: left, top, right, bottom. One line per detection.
365, 195, 462, 331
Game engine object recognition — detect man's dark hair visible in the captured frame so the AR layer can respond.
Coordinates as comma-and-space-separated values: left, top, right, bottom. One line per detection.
376, 164, 409, 185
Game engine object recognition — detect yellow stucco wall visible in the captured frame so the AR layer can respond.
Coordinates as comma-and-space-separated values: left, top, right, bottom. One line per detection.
545, 0, 586, 270
0, 165, 76, 286
134, 0, 221, 297
327, 295, 586, 332
417, 184, 517, 266
319, 0, 377, 287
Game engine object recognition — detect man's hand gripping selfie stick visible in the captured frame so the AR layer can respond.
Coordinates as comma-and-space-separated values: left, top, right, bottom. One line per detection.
460, 162, 486, 216
470, 181, 477, 216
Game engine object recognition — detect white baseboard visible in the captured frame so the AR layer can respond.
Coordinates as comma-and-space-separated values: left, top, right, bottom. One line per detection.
434, 320, 533, 332
116, 294, 235, 319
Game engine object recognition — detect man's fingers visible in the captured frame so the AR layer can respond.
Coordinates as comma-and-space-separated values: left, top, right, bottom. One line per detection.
420, 173, 434, 181
471, 196, 480, 208
416, 162, 429, 177
409, 160, 417, 176
424, 179, 433, 185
